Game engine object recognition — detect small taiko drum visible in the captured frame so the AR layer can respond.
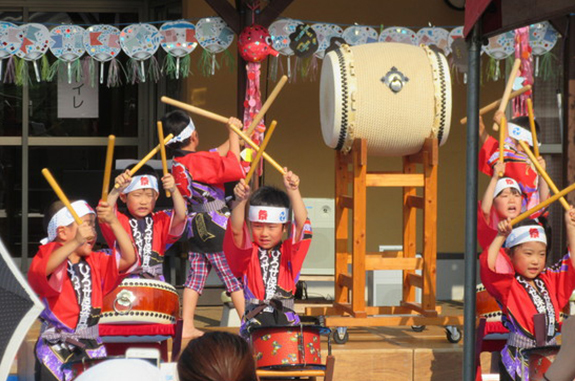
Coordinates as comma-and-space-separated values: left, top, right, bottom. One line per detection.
476, 283, 504, 322
251, 325, 330, 370
100, 278, 179, 325
61, 356, 124, 380
522, 345, 560, 381
320, 42, 452, 156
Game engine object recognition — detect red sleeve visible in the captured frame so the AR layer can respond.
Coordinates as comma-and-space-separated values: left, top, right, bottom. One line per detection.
540, 250, 575, 309
93, 249, 123, 296
99, 210, 130, 249
479, 248, 515, 306
175, 151, 244, 185
223, 223, 253, 278
477, 201, 497, 251
284, 219, 312, 278
479, 135, 498, 177
153, 210, 183, 248
28, 243, 65, 297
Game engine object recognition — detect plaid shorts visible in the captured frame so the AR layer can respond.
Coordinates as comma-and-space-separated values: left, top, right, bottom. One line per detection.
184, 251, 242, 294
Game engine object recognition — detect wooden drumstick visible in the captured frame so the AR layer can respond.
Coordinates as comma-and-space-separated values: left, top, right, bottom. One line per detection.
157, 121, 171, 198
245, 75, 288, 137
492, 58, 522, 131
114, 134, 174, 189
245, 120, 278, 184
526, 98, 539, 157
42, 168, 84, 226
510, 182, 575, 226
498, 116, 506, 177
101, 135, 115, 201
160, 96, 286, 175
459, 85, 531, 124
518, 140, 570, 211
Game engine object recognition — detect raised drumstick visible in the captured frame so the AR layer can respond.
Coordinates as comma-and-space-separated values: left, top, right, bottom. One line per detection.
245, 120, 278, 184
42, 168, 84, 226
102, 135, 115, 202
160, 96, 286, 175
498, 116, 506, 177
492, 58, 522, 132
526, 98, 539, 157
245, 75, 288, 137
518, 140, 569, 211
459, 85, 531, 125
157, 121, 171, 198
511, 182, 575, 226
114, 134, 174, 189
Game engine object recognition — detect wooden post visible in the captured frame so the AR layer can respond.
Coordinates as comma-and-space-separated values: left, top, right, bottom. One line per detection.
334, 150, 350, 306
422, 138, 438, 314
402, 156, 417, 304
351, 139, 367, 318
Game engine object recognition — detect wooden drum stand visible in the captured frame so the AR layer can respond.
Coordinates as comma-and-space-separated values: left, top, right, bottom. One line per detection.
305, 138, 464, 343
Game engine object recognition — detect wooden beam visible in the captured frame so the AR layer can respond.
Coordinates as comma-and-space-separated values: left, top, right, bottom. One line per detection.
258, 0, 295, 28
204, 0, 240, 34
337, 274, 353, 290
400, 301, 439, 317
365, 256, 422, 271
407, 273, 423, 289
406, 195, 424, 209
339, 195, 354, 209
366, 173, 424, 187
324, 315, 464, 327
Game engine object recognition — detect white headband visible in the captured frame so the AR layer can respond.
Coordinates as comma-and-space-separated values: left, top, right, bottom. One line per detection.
505, 225, 547, 248
122, 174, 159, 194
248, 206, 289, 224
508, 122, 540, 147
166, 118, 195, 146
41, 200, 95, 245
494, 177, 522, 199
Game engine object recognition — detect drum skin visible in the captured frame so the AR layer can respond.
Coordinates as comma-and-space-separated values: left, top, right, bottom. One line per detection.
320, 42, 452, 156
523, 346, 560, 381
100, 278, 180, 325
251, 326, 325, 370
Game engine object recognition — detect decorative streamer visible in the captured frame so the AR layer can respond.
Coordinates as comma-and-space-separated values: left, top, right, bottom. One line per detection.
513, 26, 533, 117
160, 20, 197, 79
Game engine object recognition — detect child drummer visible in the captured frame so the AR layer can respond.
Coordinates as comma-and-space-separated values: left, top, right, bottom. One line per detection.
101, 163, 187, 280
28, 200, 136, 381
224, 168, 312, 337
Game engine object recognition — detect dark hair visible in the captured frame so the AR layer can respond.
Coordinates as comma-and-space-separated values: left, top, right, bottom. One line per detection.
249, 185, 290, 208
162, 110, 193, 150
177, 331, 257, 381
509, 116, 541, 147
509, 217, 551, 256
123, 163, 159, 181
43, 200, 67, 232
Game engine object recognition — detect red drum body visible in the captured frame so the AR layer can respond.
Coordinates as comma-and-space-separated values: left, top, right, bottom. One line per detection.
101, 278, 180, 325
523, 346, 560, 381
251, 326, 328, 370
62, 356, 124, 380
476, 283, 503, 322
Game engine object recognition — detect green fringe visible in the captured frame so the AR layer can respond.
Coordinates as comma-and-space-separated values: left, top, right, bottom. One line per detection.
164, 54, 177, 79
198, 50, 219, 77
73, 59, 82, 83
485, 57, 500, 82
180, 54, 191, 78
220, 49, 235, 72
41, 55, 50, 81
88, 57, 96, 87
47, 60, 61, 82
15, 58, 27, 86
539, 52, 559, 82
268, 55, 278, 82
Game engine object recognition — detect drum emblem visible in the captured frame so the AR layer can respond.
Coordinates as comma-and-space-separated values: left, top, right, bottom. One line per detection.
381, 66, 409, 94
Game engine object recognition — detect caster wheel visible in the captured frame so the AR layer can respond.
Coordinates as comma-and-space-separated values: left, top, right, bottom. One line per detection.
333, 327, 349, 344
445, 326, 462, 343
411, 325, 426, 332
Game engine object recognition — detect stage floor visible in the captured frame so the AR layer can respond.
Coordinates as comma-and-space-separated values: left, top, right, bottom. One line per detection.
14, 300, 487, 381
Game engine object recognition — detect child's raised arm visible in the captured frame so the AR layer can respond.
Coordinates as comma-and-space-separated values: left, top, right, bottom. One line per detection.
97, 200, 136, 271
106, 169, 132, 206
230, 179, 250, 247
162, 173, 187, 235
217, 117, 242, 161
481, 162, 506, 218
565, 207, 575, 268
487, 218, 512, 271
283, 168, 307, 242
45, 222, 95, 276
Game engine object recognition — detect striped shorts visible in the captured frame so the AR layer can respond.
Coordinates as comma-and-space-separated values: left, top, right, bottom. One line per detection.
184, 251, 242, 294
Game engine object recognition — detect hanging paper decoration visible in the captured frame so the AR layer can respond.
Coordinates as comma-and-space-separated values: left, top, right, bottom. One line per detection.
120, 23, 161, 84
48, 25, 86, 83
15, 23, 50, 84
342, 25, 379, 46
447, 26, 466, 82
513, 26, 533, 116
160, 20, 197, 80
417, 27, 449, 55
195, 17, 235, 76
447, 26, 464, 54
289, 23, 318, 81
529, 21, 558, 79
379, 27, 417, 45
0, 22, 23, 83
84, 24, 122, 86
268, 18, 299, 80
483, 31, 514, 81
312, 23, 344, 59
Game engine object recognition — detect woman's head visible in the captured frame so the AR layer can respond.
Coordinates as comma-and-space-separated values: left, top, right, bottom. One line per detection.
493, 177, 522, 219
506, 219, 549, 280
162, 110, 198, 150
177, 331, 257, 381
248, 186, 290, 249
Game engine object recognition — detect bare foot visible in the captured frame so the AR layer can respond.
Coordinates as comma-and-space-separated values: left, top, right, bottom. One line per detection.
182, 327, 205, 340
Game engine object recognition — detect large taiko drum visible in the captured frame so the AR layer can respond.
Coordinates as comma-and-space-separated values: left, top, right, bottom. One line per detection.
251, 325, 330, 370
100, 278, 179, 325
522, 346, 560, 381
476, 283, 504, 323
320, 42, 452, 156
